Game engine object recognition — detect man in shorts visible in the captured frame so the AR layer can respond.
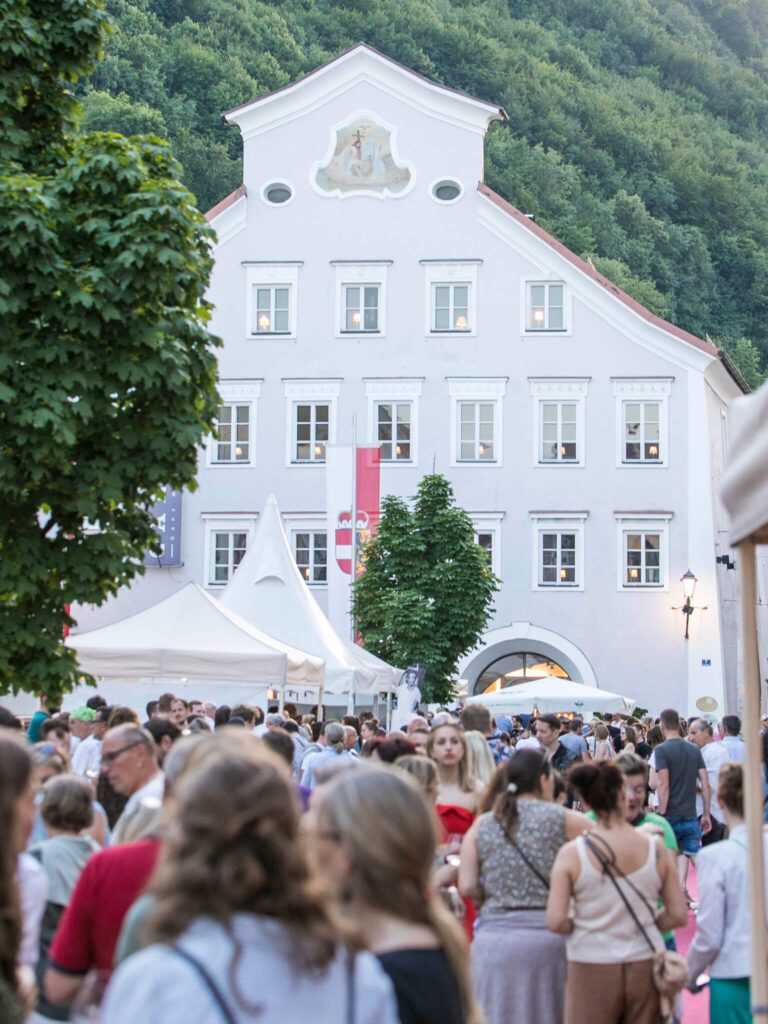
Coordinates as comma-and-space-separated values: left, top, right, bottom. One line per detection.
653, 707, 711, 898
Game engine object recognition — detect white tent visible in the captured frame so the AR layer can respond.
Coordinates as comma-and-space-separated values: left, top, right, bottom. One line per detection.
65, 582, 324, 687
220, 494, 400, 695
464, 676, 636, 715
720, 381, 768, 1021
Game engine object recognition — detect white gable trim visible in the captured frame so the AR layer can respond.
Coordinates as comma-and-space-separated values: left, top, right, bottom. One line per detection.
208, 193, 247, 248
477, 195, 714, 376
225, 46, 503, 141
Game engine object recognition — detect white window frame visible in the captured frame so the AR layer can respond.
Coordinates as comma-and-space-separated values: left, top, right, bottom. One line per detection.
245, 263, 300, 340
365, 379, 422, 467
530, 379, 588, 468
201, 514, 257, 587
530, 512, 587, 592
422, 261, 479, 337
521, 278, 572, 336
205, 381, 261, 469
448, 379, 506, 468
471, 512, 504, 579
284, 380, 340, 467
333, 262, 389, 338
613, 379, 671, 468
283, 514, 329, 587
614, 513, 672, 592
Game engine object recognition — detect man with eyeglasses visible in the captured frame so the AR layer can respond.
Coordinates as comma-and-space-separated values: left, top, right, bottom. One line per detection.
101, 724, 164, 846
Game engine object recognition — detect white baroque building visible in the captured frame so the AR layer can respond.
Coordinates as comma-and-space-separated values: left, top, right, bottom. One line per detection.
76, 44, 747, 716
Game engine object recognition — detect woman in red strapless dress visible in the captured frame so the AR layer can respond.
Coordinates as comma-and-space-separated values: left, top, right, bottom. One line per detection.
427, 722, 485, 940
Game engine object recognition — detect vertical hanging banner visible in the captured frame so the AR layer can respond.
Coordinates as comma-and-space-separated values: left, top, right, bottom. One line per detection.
143, 487, 183, 567
326, 446, 380, 639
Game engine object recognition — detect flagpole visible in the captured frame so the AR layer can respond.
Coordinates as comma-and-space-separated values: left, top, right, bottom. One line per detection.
348, 415, 358, 715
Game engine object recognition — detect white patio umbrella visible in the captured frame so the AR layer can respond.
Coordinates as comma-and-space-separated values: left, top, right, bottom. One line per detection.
465, 675, 636, 715
721, 381, 768, 1022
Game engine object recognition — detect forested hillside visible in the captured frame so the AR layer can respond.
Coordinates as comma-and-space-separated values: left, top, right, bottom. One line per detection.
84, 0, 768, 382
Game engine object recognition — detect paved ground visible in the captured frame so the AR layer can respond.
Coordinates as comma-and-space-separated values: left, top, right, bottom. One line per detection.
676, 867, 708, 1024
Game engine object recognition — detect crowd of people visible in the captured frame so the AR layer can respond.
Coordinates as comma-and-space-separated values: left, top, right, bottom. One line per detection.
0, 691, 766, 1023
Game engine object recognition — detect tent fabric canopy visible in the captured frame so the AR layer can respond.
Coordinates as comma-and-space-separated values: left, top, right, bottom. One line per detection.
721, 384, 768, 545
66, 582, 324, 685
220, 494, 400, 694
465, 676, 636, 714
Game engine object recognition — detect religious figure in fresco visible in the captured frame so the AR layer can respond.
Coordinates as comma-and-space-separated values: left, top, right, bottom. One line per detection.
315, 117, 412, 195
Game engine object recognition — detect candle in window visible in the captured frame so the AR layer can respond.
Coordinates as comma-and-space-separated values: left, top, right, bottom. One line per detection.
455, 315, 468, 330
352, 310, 361, 327
560, 567, 567, 580
395, 444, 401, 456
629, 568, 639, 580
258, 313, 271, 331
648, 445, 659, 457
533, 309, 544, 324
313, 444, 323, 458
235, 446, 243, 457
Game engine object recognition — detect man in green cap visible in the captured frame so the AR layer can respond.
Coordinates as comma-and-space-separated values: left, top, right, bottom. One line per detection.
70, 706, 100, 776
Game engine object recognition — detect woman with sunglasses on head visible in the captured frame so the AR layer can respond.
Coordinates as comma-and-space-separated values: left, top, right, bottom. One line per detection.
459, 748, 588, 1024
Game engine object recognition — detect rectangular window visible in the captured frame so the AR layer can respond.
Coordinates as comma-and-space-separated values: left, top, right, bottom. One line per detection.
211, 531, 247, 584
343, 285, 380, 332
458, 402, 495, 462
527, 282, 565, 331
432, 283, 470, 332
294, 403, 329, 463
253, 285, 290, 334
623, 401, 661, 462
540, 531, 577, 586
540, 401, 577, 462
624, 532, 662, 586
376, 402, 412, 461
214, 404, 250, 464
476, 531, 493, 567
294, 531, 328, 584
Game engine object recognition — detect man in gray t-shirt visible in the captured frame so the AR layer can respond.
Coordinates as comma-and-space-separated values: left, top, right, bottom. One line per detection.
653, 708, 711, 895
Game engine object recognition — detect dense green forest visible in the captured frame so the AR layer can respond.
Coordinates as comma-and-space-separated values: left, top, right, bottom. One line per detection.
83, 0, 768, 384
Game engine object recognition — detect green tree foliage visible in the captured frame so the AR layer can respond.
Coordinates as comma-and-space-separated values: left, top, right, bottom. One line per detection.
85, 0, 768, 384
0, 0, 221, 700
352, 476, 499, 704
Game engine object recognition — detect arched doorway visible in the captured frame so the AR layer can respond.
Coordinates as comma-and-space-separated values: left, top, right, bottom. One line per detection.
457, 621, 598, 697
474, 651, 571, 694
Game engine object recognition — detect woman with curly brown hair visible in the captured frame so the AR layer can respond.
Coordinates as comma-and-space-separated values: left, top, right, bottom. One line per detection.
0, 731, 37, 1024
102, 739, 399, 1023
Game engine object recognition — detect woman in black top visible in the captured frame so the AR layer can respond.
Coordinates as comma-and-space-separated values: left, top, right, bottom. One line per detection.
314, 767, 480, 1024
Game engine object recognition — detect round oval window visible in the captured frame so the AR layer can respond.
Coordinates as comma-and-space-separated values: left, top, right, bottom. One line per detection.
433, 180, 461, 201
265, 183, 292, 204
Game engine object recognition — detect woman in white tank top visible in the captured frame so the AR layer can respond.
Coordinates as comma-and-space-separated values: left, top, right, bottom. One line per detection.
546, 762, 687, 1024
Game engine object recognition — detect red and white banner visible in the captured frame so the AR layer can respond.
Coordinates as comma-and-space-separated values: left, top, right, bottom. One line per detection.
326, 446, 381, 638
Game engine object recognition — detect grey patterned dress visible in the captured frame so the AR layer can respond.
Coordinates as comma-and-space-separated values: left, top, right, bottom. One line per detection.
471, 801, 569, 1024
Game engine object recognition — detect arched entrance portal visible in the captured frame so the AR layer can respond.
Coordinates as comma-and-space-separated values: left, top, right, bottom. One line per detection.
457, 622, 598, 697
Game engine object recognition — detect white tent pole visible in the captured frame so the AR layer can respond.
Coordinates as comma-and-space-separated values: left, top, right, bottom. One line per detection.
348, 416, 358, 717
316, 682, 324, 723
278, 684, 285, 716
737, 539, 768, 1023
386, 689, 392, 732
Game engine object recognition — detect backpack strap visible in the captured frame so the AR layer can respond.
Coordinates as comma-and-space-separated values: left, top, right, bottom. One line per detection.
172, 945, 237, 1024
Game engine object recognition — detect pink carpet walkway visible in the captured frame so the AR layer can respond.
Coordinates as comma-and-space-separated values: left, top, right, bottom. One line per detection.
676, 866, 708, 1024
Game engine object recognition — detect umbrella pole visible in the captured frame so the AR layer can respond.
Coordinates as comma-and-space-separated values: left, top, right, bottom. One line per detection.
279, 685, 285, 716
737, 540, 768, 1022
386, 689, 392, 732
316, 683, 324, 724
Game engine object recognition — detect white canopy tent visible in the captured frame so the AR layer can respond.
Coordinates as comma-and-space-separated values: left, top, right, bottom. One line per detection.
464, 676, 636, 715
220, 494, 400, 698
64, 582, 325, 707
720, 381, 768, 1023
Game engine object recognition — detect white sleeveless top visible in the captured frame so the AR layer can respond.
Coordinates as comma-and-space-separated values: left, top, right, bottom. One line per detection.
566, 833, 665, 964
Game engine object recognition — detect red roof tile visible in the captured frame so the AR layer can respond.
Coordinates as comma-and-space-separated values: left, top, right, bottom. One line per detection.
205, 185, 247, 222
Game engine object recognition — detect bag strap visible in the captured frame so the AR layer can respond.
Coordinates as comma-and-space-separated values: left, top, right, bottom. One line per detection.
501, 822, 550, 889
172, 945, 237, 1024
582, 834, 657, 955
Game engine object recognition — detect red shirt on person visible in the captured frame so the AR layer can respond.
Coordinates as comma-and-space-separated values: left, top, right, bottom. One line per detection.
49, 838, 160, 976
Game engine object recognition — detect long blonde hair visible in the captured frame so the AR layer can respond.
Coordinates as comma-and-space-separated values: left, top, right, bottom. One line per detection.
320, 767, 482, 1024
426, 722, 476, 793
463, 730, 496, 786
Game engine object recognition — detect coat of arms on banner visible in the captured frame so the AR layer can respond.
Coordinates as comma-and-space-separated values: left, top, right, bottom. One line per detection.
335, 510, 371, 576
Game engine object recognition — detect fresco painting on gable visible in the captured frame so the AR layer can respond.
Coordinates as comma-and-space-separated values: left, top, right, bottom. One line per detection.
315, 117, 411, 195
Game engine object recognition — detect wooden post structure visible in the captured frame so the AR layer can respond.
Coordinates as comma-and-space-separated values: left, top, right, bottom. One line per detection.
737, 539, 768, 1022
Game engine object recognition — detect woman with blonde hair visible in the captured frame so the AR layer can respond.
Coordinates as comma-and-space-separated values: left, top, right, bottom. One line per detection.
103, 743, 399, 1022
315, 766, 481, 1024
463, 731, 496, 787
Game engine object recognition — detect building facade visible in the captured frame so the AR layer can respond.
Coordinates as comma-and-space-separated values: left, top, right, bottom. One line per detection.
75, 45, 746, 716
